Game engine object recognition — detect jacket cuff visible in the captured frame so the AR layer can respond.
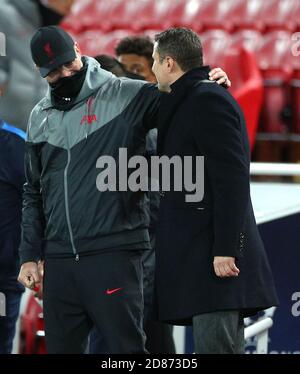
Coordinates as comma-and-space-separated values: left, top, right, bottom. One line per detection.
212, 247, 240, 258
19, 250, 41, 266
213, 232, 245, 258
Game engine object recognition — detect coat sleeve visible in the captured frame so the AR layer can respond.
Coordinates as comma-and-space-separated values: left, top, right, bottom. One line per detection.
141, 84, 161, 131
193, 92, 250, 258
19, 116, 45, 265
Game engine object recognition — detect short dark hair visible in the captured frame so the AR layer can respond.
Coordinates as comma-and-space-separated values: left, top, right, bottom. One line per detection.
115, 36, 154, 68
154, 28, 203, 72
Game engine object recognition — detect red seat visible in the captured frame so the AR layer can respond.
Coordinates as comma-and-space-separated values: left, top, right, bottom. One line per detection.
87, 0, 135, 32
19, 294, 46, 354
166, 0, 212, 32
165, 0, 195, 28
260, 0, 298, 31
256, 31, 293, 133
200, 29, 231, 67
130, 0, 181, 31
75, 29, 135, 56
229, 0, 266, 31
290, 33, 300, 133
231, 0, 298, 32
88, 0, 175, 32
73, 29, 105, 56
230, 29, 262, 53
100, 30, 137, 56
223, 47, 264, 150
290, 0, 300, 29
142, 29, 164, 41
61, 0, 97, 33
177, 0, 235, 32
200, 0, 237, 32
99, 0, 145, 31
62, 0, 128, 33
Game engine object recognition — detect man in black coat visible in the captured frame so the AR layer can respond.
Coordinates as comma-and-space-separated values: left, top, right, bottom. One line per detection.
151, 28, 278, 354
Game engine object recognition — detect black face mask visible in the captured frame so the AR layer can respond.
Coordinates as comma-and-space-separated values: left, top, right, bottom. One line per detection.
50, 63, 88, 109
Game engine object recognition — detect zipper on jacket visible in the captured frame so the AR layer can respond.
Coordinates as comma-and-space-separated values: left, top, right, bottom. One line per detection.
64, 148, 78, 260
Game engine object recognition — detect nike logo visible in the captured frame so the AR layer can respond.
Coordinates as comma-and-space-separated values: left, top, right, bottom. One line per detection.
106, 287, 123, 295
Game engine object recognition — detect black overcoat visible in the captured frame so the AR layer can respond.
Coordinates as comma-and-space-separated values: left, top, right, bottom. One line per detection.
154, 67, 278, 325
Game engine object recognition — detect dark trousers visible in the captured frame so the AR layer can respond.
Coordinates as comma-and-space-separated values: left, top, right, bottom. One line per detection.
43, 250, 146, 354
193, 310, 244, 354
89, 236, 175, 354
0, 290, 22, 354
88, 302, 175, 355
142, 243, 175, 354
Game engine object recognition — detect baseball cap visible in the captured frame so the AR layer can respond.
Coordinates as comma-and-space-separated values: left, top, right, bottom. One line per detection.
30, 26, 76, 78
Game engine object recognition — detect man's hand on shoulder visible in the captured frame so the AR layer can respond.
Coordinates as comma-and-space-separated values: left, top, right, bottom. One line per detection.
209, 67, 231, 88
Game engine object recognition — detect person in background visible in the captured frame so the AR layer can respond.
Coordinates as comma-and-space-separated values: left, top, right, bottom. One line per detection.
0, 0, 74, 132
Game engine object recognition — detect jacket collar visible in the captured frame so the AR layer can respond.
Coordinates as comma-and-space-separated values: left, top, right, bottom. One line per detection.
157, 66, 210, 155
169, 66, 211, 93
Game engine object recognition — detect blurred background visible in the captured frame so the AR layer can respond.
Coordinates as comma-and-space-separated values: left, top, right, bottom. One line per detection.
61, 0, 300, 164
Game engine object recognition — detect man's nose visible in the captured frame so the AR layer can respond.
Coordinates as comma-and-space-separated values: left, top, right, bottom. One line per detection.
60, 69, 73, 78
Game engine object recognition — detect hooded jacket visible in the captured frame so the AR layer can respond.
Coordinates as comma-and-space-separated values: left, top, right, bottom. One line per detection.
19, 56, 160, 264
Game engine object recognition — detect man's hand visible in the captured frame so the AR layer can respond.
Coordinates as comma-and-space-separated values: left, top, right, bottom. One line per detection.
18, 261, 41, 290
209, 67, 231, 88
213, 256, 240, 278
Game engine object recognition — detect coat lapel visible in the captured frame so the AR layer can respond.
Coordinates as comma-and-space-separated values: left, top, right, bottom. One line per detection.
157, 89, 189, 155
157, 66, 211, 155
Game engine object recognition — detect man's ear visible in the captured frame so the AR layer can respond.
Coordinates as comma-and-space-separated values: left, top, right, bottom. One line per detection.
166, 57, 175, 73
74, 42, 81, 55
